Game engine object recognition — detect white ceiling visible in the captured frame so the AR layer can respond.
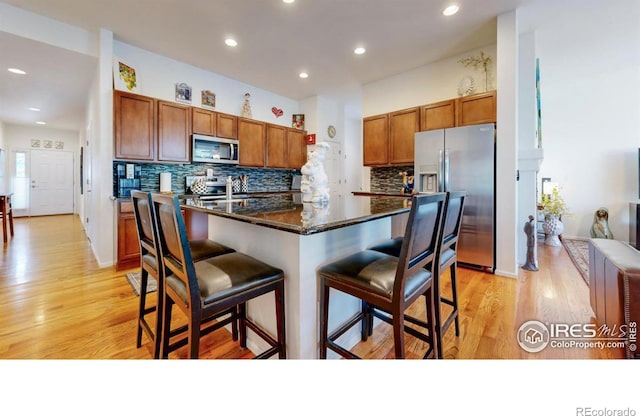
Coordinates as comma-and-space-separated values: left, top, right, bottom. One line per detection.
0, 0, 542, 131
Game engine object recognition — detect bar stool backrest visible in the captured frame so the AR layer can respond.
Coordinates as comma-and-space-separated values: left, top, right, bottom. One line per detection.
440, 191, 467, 252
393, 192, 447, 299
151, 194, 200, 313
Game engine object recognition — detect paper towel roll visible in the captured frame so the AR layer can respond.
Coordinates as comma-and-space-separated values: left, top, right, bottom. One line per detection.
160, 172, 172, 193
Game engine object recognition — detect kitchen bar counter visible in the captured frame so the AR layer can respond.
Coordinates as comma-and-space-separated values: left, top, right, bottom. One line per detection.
181, 193, 412, 358
182, 193, 411, 235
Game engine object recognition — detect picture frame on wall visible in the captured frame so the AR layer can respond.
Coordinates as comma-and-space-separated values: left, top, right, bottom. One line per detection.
201, 90, 216, 109
175, 82, 192, 104
292, 114, 305, 130
113, 59, 139, 93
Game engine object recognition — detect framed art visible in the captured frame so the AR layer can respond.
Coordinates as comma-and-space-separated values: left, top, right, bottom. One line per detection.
113, 60, 139, 93
201, 90, 216, 109
175, 83, 192, 104
43, 140, 52, 149
292, 114, 305, 130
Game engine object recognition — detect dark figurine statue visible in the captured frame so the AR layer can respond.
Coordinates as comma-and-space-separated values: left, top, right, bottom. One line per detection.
522, 214, 539, 271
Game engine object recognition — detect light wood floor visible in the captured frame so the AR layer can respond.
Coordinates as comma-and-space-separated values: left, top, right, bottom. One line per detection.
0, 214, 623, 359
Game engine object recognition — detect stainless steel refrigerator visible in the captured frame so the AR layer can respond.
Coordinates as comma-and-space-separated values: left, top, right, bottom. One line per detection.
414, 123, 495, 271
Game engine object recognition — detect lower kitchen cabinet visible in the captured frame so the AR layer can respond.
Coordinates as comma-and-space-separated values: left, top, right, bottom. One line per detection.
116, 200, 209, 270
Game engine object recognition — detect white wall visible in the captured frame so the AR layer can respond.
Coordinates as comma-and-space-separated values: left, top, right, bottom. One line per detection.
363, 45, 497, 117
530, 0, 640, 242
114, 41, 300, 126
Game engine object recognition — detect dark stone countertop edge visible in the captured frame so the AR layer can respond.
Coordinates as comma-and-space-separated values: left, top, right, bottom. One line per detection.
182, 203, 410, 236
352, 191, 414, 198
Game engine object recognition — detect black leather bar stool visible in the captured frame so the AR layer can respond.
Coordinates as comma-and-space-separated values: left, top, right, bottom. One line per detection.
151, 193, 286, 359
368, 191, 466, 358
130, 191, 235, 358
318, 193, 446, 359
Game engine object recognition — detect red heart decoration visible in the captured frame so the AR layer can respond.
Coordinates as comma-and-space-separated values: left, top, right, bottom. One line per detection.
272, 107, 284, 117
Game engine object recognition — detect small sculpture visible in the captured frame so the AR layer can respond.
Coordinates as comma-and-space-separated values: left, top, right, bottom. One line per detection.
522, 215, 538, 271
300, 142, 330, 204
241, 92, 252, 118
590, 207, 614, 239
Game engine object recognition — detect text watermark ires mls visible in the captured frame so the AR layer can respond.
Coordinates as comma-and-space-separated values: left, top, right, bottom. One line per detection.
517, 320, 637, 353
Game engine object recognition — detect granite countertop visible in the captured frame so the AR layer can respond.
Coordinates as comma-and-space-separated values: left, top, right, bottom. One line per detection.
352, 191, 415, 198
181, 193, 411, 235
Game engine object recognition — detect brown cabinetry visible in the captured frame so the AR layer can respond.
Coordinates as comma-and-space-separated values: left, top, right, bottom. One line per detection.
157, 100, 191, 162
456, 91, 496, 126
286, 128, 307, 169
116, 200, 141, 271
114, 91, 156, 161
421, 99, 456, 131
266, 124, 287, 168
114, 91, 192, 163
266, 126, 308, 169
192, 107, 216, 136
363, 114, 389, 166
116, 200, 208, 271
216, 113, 238, 139
389, 107, 419, 165
238, 118, 266, 167
363, 91, 497, 166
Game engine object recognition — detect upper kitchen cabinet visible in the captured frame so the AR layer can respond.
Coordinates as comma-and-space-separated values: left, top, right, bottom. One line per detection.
157, 100, 191, 162
286, 128, 307, 169
238, 118, 266, 167
266, 124, 287, 168
114, 90, 156, 161
389, 107, 419, 165
192, 107, 216, 136
363, 114, 389, 166
216, 112, 238, 139
456, 90, 496, 126
421, 99, 456, 131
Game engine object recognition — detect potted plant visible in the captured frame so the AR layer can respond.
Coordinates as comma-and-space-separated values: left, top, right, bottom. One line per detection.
540, 187, 570, 246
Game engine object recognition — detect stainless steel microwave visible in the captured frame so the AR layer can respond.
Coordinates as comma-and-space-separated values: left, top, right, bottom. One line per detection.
192, 134, 239, 164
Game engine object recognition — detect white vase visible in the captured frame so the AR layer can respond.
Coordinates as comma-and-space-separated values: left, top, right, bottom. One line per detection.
543, 215, 564, 246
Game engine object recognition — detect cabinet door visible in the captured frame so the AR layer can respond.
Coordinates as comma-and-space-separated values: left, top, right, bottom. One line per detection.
421, 99, 456, 131
116, 201, 140, 270
389, 107, 419, 165
216, 113, 238, 139
114, 91, 155, 161
266, 124, 287, 168
192, 108, 216, 136
457, 91, 496, 126
363, 114, 389, 166
286, 128, 307, 169
238, 118, 266, 167
157, 101, 191, 162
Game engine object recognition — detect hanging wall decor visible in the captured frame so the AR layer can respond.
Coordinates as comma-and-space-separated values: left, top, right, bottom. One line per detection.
292, 114, 305, 129
201, 90, 216, 109
272, 107, 284, 117
113, 60, 138, 92
175, 83, 192, 104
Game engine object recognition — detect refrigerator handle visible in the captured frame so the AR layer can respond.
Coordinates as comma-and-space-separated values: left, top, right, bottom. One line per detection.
444, 148, 450, 192
438, 149, 444, 192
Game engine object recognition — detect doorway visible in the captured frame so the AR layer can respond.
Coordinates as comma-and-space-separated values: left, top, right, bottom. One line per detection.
10, 149, 75, 217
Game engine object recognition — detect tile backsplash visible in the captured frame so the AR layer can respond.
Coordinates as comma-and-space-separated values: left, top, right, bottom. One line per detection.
113, 162, 298, 196
370, 165, 413, 194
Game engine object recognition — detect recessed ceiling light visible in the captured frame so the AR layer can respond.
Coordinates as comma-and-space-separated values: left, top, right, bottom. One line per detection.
442, 5, 459, 16
28, 107, 41, 112
225, 38, 238, 47
282, 0, 295, 3
299, 72, 309, 79
354, 47, 366, 55
36, 121, 46, 125
8, 68, 26, 75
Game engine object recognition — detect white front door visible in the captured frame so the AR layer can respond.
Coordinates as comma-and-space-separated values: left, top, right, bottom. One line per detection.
31, 150, 74, 216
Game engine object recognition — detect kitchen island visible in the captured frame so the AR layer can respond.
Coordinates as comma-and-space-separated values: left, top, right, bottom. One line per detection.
182, 193, 411, 359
